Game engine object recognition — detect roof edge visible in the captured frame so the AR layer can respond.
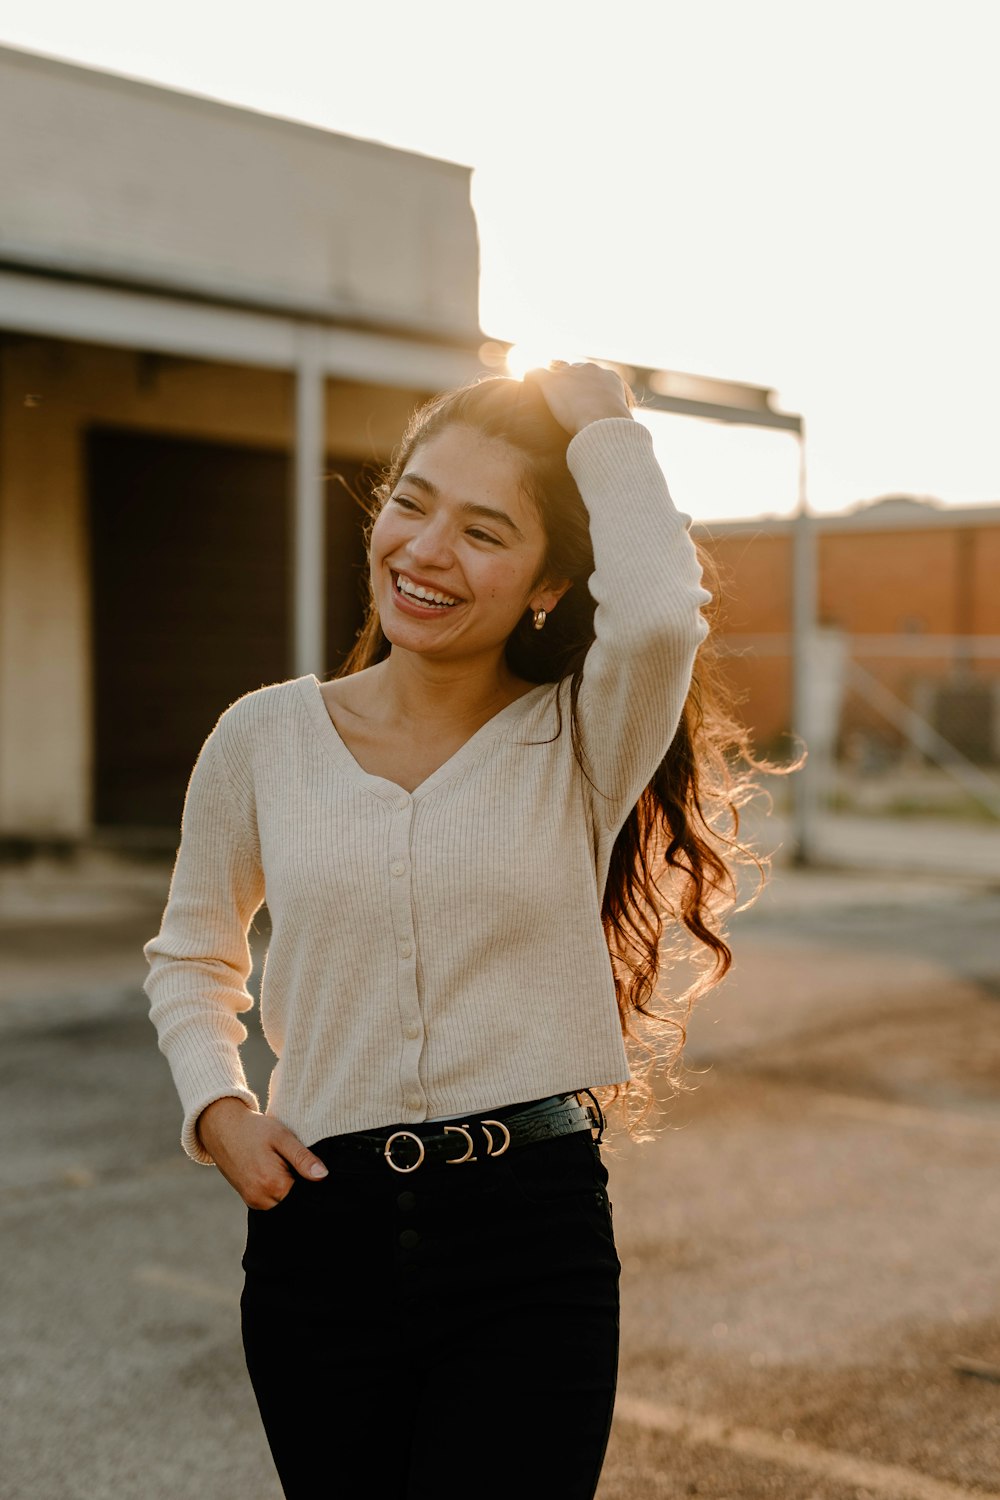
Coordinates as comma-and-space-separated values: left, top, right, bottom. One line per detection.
0, 41, 475, 174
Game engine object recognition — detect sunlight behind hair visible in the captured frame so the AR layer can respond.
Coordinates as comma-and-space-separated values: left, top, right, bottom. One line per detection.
504, 343, 589, 381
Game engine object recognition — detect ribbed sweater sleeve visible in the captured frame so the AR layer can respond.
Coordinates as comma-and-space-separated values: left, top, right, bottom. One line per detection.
142, 722, 266, 1164
565, 416, 713, 831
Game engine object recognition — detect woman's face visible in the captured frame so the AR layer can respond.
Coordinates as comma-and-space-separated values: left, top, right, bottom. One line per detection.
369, 423, 566, 667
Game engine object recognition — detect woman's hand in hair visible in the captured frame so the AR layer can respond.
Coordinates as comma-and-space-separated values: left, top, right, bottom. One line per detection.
195, 1096, 328, 1210
522, 360, 634, 438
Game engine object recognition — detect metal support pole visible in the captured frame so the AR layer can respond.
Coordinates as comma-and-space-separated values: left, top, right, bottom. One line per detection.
790, 424, 819, 865
630, 369, 810, 858
291, 325, 326, 678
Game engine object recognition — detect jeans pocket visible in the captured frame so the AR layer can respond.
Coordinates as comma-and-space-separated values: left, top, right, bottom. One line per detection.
249, 1176, 301, 1215
242, 1178, 305, 1279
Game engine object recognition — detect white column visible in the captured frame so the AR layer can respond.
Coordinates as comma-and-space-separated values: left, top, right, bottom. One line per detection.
790, 424, 820, 865
291, 326, 327, 678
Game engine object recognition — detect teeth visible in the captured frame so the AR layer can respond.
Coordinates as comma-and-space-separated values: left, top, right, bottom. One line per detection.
395, 573, 459, 607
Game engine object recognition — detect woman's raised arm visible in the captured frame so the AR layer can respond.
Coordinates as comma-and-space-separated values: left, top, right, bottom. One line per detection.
527, 363, 713, 834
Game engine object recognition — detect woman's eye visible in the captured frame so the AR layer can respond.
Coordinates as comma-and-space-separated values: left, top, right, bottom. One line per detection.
389, 498, 500, 546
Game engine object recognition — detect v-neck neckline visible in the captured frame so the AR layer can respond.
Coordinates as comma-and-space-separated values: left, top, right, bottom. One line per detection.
295, 674, 553, 803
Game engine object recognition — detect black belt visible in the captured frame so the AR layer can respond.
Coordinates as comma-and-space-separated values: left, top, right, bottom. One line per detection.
315, 1092, 603, 1174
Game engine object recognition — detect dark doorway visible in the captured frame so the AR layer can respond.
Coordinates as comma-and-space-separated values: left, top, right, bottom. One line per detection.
86, 428, 371, 829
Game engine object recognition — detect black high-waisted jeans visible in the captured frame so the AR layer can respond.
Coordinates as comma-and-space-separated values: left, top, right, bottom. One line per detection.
240, 1117, 621, 1499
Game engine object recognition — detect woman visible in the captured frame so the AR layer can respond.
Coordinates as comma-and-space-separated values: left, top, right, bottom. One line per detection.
143, 361, 757, 1499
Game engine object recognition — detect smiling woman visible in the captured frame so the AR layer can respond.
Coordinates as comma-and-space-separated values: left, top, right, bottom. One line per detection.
143, 362, 773, 1500
312, 420, 575, 794
367, 422, 570, 670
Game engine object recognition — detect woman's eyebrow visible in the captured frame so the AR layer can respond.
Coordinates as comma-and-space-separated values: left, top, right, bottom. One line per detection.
397, 471, 526, 540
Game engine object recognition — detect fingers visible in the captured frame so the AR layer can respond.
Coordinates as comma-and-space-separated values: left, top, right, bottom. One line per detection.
242, 1134, 328, 1211
525, 360, 631, 403
242, 1151, 327, 1212
201, 1107, 330, 1208
275, 1128, 329, 1182
526, 359, 600, 374
522, 361, 634, 436
250, 1175, 294, 1212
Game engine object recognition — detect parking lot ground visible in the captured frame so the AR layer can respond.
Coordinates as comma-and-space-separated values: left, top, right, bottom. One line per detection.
2, 828, 999, 1499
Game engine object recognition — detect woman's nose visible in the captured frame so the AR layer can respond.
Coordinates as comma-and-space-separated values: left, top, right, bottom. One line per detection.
406, 517, 455, 565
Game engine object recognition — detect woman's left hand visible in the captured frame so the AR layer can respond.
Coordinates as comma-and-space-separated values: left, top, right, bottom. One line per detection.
522, 360, 634, 437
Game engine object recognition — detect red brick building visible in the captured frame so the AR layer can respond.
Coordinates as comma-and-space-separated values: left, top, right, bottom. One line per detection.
694, 497, 1000, 763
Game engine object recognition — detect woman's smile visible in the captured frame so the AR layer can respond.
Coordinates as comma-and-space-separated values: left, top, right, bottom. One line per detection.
390, 568, 466, 613
370, 424, 558, 658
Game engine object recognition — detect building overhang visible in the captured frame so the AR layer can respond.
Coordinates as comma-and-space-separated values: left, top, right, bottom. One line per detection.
0, 265, 486, 390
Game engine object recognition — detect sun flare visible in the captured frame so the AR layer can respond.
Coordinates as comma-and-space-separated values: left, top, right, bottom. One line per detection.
503, 343, 590, 381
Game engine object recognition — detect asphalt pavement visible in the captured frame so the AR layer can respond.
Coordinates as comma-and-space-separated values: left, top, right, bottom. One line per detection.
2, 815, 999, 1499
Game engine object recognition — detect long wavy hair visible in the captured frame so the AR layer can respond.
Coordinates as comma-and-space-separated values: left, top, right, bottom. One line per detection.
337, 373, 785, 1136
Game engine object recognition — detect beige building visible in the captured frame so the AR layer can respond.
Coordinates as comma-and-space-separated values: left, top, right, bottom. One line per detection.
0, 45, 494, 843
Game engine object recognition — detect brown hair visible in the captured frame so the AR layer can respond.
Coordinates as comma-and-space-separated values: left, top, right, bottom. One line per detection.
339, 374, 784, 1137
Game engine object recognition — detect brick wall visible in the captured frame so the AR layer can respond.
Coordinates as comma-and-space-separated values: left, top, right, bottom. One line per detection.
695, 512, 1000, 757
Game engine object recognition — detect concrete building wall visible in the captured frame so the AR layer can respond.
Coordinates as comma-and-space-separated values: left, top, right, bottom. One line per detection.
0, 47, 493, 844
0, 334, 426, 837
0, 45, 481, 339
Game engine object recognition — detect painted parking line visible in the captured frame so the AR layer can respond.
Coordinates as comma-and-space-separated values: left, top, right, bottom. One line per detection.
615, 1393, 999, 1500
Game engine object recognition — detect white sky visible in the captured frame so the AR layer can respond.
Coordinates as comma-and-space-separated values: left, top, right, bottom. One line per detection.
1, 0, 997, 521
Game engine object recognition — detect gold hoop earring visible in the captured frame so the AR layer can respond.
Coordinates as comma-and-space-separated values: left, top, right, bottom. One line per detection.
533, 608, 547, 631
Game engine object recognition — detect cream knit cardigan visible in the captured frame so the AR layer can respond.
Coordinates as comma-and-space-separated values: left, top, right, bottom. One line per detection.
143, 417, 713, 1164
